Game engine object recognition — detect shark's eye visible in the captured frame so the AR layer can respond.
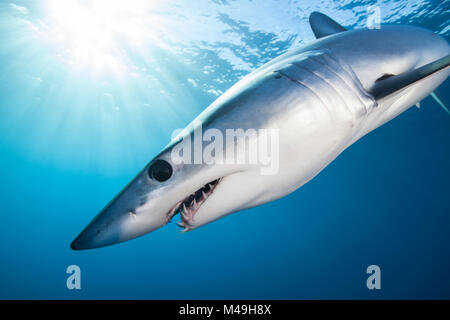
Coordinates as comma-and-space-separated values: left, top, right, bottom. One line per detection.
149, 159, 173, 182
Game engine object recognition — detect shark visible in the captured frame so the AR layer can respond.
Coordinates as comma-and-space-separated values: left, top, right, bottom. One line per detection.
71, 12, 450, 250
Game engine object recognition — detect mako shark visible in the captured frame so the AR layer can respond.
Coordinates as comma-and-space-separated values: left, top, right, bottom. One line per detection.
71, 12, 450, 250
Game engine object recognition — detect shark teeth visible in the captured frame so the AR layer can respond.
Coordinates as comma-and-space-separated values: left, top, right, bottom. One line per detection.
165, 201, 182, 224
168, 178, 221, 231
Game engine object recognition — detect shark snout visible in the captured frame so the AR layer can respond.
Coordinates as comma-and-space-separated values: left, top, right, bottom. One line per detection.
71, 205, 126, 250
71, 174, 169, 250
71, 194, 174, 250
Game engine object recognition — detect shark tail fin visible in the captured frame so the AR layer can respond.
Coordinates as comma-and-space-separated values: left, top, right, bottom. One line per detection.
430, 91, 450, 115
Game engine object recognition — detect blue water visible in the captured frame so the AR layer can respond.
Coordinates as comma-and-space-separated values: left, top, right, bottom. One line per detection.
0, 0, 449, 299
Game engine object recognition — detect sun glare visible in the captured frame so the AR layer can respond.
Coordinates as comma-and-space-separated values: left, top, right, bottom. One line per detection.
45, 0, 156, 74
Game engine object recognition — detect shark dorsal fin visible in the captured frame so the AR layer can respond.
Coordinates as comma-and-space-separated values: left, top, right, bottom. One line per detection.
309, 12, 347, 39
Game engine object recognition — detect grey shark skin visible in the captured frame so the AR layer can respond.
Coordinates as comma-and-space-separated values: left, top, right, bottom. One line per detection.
71, 12, 450, 250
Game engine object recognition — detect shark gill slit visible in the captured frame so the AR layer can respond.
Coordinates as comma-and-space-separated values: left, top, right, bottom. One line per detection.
311, 54, 376, 115
290, 62, 351, 118
276, 70, 336, 122
311, 54, 368, 116
305, 56, 362, 117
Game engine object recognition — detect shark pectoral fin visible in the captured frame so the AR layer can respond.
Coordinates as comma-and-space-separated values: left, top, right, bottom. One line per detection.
430, 91, 450, 115
309, 12, 347, 39
369, 55, 450, 100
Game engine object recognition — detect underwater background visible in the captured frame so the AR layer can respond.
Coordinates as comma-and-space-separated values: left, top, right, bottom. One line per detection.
0, 0, 449, 299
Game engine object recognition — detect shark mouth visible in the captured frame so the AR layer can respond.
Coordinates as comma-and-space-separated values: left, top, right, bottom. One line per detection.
166, 178, 222, 231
